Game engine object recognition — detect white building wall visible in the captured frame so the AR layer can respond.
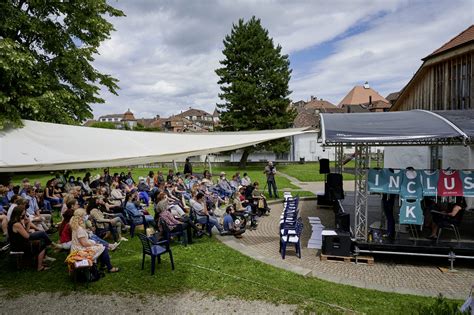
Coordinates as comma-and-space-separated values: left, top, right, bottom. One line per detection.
384, 145, 474, 170
442, 145, 474, 169
384, 146, 431, 169
230, 151, 276, 162
292, 133, 335, 161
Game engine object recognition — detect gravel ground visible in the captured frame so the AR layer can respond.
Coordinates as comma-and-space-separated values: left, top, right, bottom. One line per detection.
0, 290, 297, 314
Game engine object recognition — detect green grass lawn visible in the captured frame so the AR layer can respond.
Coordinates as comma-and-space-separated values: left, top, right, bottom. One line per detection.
12, 165, 298, 189
0, 234, 445, 314
278, 163, 355, 182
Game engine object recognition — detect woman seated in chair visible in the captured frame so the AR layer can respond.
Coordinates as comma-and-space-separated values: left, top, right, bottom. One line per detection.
70, 208, 119, 273
155, 193, 203, 242
8, 206, 54, 271
155, 190, 185, 218
124, 191, 155, 227
247, 182, 270, 216
190, 192, 224, 235
427, 198, 465, 239
233, 188, 257, 229
86, 197, 128, 242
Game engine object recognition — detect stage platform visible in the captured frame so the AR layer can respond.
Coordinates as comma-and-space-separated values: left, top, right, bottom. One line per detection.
338, 192, 474, 259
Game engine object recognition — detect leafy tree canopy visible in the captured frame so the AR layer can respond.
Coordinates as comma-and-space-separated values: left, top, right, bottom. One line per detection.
0, 0, 125, 129
215, 17, 295, 165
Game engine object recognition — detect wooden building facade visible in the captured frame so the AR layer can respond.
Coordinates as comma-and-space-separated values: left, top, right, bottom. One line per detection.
392, 25, 474, 111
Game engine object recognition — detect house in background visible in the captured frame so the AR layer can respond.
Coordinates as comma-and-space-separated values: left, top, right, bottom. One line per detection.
95, 109, 137, 129
290, 96, 343, 161
338, 82, 391, 112
385, 91, 400, 107
175, 107, 216, 131
386, 24, 474, 170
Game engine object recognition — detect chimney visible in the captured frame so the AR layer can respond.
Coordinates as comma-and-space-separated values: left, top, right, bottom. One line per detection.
363, 81, 370, 89
310, 95, 316, 101
156, 114, 160, 119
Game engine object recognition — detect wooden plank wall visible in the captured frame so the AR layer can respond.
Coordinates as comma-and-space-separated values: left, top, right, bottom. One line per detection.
397, 51, 473, 111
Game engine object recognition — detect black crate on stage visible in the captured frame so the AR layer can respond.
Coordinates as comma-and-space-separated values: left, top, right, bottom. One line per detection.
322, 231, 351, 256
335, 212, 350, 233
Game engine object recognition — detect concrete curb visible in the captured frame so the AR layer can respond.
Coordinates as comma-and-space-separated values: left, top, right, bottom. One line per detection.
215, 234, 313, 277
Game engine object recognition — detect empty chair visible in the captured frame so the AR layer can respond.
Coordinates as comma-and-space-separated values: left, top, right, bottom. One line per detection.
137, 233, 174, 275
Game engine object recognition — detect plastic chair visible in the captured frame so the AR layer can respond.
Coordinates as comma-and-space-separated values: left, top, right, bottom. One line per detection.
92, 218, 118, 242
436, 209, 464, 243
159, 218, 187, 246
124, 208, 148, 238
280, 219, 303, 259
189, 207, 212, 237
137, 233, 174, 275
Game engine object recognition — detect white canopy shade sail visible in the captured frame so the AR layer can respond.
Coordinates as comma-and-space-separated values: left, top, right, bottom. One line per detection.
0, 120, 313, 172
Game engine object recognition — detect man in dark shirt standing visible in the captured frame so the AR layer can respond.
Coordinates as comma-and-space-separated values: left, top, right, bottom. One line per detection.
183, 158, 193, 175
264, 161, 278, 198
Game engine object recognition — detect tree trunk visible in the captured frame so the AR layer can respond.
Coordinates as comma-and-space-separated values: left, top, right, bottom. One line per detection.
239, 148, 251, 169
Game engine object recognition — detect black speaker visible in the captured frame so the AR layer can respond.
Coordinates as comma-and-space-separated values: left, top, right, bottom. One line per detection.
335, 212, 350, 233
319, 159, 330, 174
327, 173, 344, 200
322, 231, 351, 256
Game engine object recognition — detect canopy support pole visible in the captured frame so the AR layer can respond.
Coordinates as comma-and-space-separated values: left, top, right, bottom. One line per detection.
335, 145, 344, 174
173, 160, 178, 172
206, 155, 212, 175
354, 144, 369, 241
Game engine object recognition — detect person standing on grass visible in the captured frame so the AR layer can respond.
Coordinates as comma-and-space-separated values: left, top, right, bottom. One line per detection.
183, 158, 193, 175
264, 161, 278, 198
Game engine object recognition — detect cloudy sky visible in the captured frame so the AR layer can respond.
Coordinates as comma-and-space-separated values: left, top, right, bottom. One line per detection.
91, 0, 473, 119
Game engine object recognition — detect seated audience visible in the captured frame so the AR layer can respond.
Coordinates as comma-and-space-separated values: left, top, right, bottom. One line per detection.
70, 208, 119, 273
8, 206, 55, 271
190, 192, 224, 234
223, 205, 246, 238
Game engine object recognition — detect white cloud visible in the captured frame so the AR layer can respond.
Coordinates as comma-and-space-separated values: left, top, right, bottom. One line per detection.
91, 0, 473, 118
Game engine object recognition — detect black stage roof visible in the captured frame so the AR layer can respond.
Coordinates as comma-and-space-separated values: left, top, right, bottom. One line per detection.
320, 109, 474, 146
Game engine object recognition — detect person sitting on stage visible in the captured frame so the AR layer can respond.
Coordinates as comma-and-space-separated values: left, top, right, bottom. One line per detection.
427, 198, 465, 240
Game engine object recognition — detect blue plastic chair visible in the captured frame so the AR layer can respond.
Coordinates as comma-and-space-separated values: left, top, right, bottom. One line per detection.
138, 233, 174, 275
159, 218, 187, 246
124, 208, 148, 238
280, 219, 303, 259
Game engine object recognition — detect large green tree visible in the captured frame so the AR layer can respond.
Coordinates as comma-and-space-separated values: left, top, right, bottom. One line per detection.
215, 17, 295, 166
0, 0, 124, 129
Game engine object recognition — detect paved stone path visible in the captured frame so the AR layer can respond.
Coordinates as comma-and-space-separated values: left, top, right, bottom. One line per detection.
276, 171, 355, 195
218, 199, 474, 300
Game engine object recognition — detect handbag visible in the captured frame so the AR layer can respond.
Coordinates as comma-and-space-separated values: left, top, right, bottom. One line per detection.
258, 198, 265, 209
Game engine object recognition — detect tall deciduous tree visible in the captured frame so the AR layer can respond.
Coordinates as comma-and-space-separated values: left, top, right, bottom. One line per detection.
215, 17, 295, 167
0, 0, 125, 129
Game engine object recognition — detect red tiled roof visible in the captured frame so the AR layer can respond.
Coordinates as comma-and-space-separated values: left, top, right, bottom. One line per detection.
424, 24, 474, 60
302, 99, 338, 111
293, 109, 319, 128
338, 85, 388, 107
176, 108, 212, 118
